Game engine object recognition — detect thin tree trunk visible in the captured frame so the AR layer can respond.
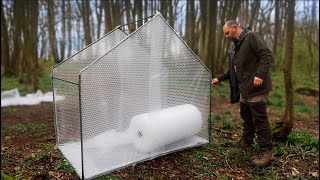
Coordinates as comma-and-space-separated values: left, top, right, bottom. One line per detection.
11, 0, 24, 78
273, 0, 295, 139
198, 0, 207, 62
95, 0, 103, 38
60, 0, 66, 61
168, 0, 174, 28
1, 0, 10, 75
103, 0, 113, 33
144, 0, 148, 23
23, 0, 39, 90
273, 0, 280, 55
124, 0, 134, 33
136, 0, 142, 27
47, 0, 59, 63
160, 0, 167, 19
67, 0, 72, 57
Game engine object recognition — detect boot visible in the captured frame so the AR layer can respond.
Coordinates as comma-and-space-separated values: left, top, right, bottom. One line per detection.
252, 150, 273, 167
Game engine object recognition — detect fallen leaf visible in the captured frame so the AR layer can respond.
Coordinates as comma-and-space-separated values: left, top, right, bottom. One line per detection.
203, 156, 209, 161
310, 172, 318, 177
292, 167, 300, 176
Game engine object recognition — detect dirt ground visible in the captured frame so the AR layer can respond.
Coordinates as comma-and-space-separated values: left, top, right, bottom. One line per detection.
1, 95, 319, 179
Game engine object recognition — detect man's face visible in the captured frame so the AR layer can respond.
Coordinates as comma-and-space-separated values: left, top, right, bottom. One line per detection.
223, 25, 238, 42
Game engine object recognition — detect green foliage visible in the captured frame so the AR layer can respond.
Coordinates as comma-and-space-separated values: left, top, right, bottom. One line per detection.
1, 172, 14, 180
220, 119, 234, 129
287, 129, 319, 150
55, 158, 76, 173
210, 114, 222, 122
211, 82, 229, 100
1, 60, 55, 95
1, 122, 47, 137
223, 109, 231, 115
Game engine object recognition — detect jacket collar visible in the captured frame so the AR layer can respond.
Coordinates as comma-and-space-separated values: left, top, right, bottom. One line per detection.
234, 29, 250, 46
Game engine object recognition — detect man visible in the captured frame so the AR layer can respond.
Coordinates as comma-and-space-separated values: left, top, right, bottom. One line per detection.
211, 20, 273, 167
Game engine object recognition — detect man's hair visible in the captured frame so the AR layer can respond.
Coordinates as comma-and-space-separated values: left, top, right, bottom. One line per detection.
225, 20, 240, 28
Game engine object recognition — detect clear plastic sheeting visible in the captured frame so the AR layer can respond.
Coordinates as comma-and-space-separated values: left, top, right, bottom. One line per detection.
52, 13, 211, 179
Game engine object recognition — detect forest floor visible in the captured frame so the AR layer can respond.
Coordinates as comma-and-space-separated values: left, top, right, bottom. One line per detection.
1, 94, 319, 179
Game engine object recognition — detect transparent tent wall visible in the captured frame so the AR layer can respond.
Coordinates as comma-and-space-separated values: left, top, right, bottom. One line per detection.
76, 13, 211, 179
51, 28, 128, 178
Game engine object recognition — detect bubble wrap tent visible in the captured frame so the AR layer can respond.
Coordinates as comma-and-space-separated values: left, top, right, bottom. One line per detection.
52, 13, 211, 179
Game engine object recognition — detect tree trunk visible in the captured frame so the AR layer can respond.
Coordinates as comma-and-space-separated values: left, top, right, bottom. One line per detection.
23, 0, 39, 90
78, 0, 92, 45
67, 0, 72, 57
1, 0, 10, 75
168, 0, 174, 28
273, 0, 295, 139
60, 0, 66, 61
11, 0, 24, 78
273, 0, 280, 55
103, 0, 113, 33
160, 0, 167, 19
124, 0, 134, 33
144, 0, 148, 23
198, 0, 207, 63
95, 0, 103, 38
136, 0, 142, 27
47, 0, 59, 63
206, 0, 217, 75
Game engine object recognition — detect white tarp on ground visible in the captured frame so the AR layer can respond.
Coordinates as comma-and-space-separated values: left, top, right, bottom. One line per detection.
1, 88, 55, 107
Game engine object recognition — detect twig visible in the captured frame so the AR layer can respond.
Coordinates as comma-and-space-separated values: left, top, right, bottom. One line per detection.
225, 156, 234, 170
212, 127, 233, 134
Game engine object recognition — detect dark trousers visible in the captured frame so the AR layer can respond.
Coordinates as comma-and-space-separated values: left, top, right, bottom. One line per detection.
240, 101, 272, 152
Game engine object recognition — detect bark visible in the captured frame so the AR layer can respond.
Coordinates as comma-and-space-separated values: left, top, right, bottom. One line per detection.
1, 0, 10, 75
168, 0, 174, 28
23, 0, 39, 90
76, 0, 92, 45
95, 0, 103, 38
160, 0, 167, 19
103, 0, 113, 33
67, 0, 72, 57
204, 0, 217, 75
273, 0, 295, 139
47, 0, 59, 63
198, 0, 207, 62
11, 0, 24, 77
136, 0, 142, 27
144, 0, 148, 23
273, 0, 280, 55
124, 0, 134, 33
60, 0, 66, 61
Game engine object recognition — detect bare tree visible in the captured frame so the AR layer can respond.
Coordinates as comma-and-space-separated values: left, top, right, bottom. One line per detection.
1, 0, 10, 75
47, 0, 59, 63
95, 0, 103, 38
136, 0, 142, 27
76, 0, 92, 45
273, 0, 295, 139
103, 0, 113, 33
60, 0, 66, 61
67, 0, 72, 57
23, 0, 39, 90
11, 0, 24, 77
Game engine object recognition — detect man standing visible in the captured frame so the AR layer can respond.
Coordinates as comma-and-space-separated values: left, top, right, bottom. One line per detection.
211, 20, 273, 167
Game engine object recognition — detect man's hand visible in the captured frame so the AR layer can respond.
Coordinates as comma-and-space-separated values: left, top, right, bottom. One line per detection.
253, 76, 263, 87
211, 78, 219, 86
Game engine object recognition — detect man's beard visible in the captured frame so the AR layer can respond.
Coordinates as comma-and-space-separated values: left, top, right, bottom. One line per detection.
229, 31, 238, 43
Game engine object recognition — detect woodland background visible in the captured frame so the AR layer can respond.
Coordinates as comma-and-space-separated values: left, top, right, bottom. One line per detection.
1, 0, 319, 179
1, 0, 318, 90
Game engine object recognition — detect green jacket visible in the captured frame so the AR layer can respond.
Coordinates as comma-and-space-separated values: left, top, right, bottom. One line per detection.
217, 29, 273, 103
